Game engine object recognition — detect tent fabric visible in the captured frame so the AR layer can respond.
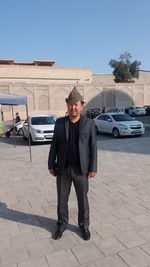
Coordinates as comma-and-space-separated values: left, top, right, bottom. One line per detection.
0, 91, 31, 161
0, 92, 27, 105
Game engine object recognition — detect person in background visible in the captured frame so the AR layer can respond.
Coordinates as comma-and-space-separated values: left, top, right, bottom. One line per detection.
86, 108, 93, 118
48, 87, 97, 240
102, 106, 105, 113
15, 112, 21, 123
5, 112, 21, 137
1, 110, 4, 121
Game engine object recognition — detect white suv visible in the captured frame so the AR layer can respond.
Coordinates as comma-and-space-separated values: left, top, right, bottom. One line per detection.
127, 106, 146, 116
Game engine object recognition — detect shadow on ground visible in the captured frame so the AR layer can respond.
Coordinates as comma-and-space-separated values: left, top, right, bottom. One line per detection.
0, 202, 82, 239
0, 136, 51, 147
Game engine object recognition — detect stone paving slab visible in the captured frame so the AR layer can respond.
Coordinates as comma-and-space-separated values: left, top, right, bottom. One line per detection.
0, 136, 150, 266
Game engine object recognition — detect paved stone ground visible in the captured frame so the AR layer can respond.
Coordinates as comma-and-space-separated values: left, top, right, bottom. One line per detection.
0, 135, 150, 267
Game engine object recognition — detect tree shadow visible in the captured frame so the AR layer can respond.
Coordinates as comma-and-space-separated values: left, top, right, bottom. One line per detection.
0, 202, 81, 239
84, 88, 134, 112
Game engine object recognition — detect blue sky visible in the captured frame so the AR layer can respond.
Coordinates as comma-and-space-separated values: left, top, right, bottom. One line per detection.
0, 0, 150, 73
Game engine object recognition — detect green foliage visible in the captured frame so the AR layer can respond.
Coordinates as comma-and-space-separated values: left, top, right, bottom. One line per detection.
109, 52, 141, 83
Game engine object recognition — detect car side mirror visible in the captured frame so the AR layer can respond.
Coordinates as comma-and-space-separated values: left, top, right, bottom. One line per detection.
107, 118, 112, 122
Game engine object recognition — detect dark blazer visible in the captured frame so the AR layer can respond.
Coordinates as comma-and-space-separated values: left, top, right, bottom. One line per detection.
48, 115, 97, 175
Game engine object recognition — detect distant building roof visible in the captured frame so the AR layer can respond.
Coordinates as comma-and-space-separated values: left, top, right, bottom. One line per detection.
0, 59, 55, 66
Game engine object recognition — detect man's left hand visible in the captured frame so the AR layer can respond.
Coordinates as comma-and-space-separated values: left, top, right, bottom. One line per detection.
88, 172, 97, 178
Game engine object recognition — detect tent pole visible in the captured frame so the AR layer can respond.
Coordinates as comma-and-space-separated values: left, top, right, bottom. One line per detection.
26, 104, 32, 162
11, 105, 16, 147
11, 105, 15, 127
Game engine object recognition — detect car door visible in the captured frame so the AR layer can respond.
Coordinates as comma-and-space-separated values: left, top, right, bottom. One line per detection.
103, 115, 113, 133
95, 114, 105, 132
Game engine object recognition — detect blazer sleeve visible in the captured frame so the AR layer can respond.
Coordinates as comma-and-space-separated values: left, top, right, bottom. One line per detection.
48, 120, 59, 170
89, 120, 97, 172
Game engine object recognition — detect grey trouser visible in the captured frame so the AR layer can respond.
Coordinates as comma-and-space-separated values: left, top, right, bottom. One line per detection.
56, 165, 89, 230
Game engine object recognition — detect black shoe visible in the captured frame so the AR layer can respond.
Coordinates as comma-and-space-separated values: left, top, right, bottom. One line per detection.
53, 228, 64, 240
80, 226, 91, 240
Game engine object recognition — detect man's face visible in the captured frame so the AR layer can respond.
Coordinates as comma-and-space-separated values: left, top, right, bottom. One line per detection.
67, 101, 84, 118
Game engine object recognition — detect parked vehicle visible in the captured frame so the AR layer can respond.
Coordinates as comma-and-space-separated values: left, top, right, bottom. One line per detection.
5, 121, 23, 137
23, 115, 55, 144
94, 112, 145, 138
14, 121, 23, 135
107, 107, 125, 113
143, 105, 150, 115
126, 106, 146, 116
86, 108, 102, 119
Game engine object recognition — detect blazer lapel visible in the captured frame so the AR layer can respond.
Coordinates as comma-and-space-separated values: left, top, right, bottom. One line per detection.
65, 117, 69, 142
79, 115, 84, 136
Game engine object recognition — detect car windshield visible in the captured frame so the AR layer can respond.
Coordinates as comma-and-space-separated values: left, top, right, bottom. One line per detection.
111, 114, 134, 122
31, 116, 55, 125
93, 109, 100, 112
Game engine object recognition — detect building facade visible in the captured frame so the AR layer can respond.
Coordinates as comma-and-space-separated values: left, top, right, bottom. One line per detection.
0, 59, 150, 120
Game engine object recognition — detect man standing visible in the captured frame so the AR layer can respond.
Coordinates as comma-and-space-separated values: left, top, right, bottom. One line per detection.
15, 112, 21, 123
48, 87, 97, 240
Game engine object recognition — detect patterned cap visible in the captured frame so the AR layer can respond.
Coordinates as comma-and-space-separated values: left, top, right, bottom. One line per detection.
66, 87, 84, 104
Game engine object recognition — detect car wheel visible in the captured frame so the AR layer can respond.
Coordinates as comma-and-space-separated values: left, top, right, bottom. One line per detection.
113, 128, 120, 138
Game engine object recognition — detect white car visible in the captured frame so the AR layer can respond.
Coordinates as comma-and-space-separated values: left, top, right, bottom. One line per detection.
23, 115, 55, 144
94, 112, 145, 138
127, 106, 146, 116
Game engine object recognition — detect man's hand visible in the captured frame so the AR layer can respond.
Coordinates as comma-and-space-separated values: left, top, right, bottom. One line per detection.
88, 172, 97, 178
49, 169, 57, 177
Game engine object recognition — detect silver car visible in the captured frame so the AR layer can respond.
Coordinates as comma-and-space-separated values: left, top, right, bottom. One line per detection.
94, 112, 145, 138
23, 115, 55, 144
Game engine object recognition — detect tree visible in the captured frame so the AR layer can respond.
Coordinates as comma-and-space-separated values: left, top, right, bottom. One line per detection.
109, 52, 141, 83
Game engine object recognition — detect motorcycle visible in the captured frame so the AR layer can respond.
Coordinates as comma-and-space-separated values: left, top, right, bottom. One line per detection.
5, 121, 23, 137
14, 121, 23, 135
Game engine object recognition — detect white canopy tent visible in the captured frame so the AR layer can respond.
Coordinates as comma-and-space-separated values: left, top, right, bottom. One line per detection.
0, 92, 32, 161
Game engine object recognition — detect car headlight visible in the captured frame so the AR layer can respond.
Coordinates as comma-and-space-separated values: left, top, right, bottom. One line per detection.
34, 129, 43, 134
119, 123, 128, 130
